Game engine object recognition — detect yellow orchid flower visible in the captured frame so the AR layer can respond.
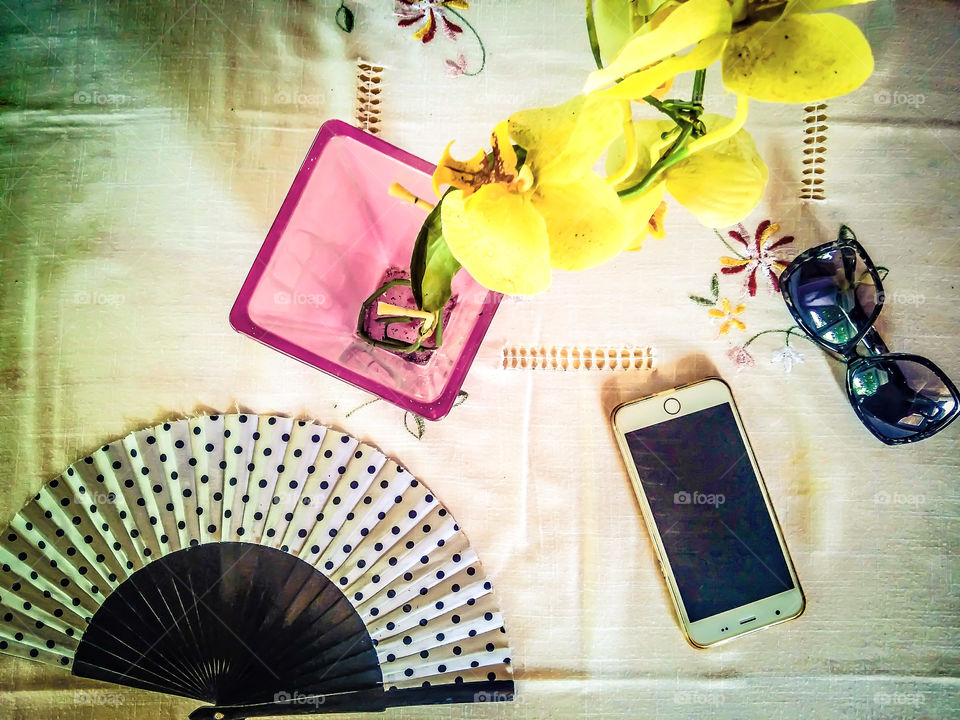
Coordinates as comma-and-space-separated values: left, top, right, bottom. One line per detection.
432, 122, 531, 199
722, 0, 875, 103
435, 94, 630, 295
607, 107, 767, 229
585, 0, 734, 99
588, 0, 875, 105
660, 112, 767, 227
588, 0, 673, 68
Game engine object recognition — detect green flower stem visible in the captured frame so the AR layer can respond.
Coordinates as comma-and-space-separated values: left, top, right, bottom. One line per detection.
447, 8, 486, 76
617, 122, 693, 198
742, 326, 839, 361
433, 310, 445, 347
714, 229, 748, 259
617, 68, 708, 199
345, 396, 381, 418
742, 328, 791, 350
356, 278, 428, 353
691, 65, 706, 103
645, 98, 703, 125
585, 0, 604, 70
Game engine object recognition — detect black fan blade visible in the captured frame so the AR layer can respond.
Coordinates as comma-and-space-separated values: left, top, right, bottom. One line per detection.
73, 543, 382, 704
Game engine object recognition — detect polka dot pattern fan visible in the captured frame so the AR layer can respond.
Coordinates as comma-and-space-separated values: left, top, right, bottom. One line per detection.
0, 414, 514, 718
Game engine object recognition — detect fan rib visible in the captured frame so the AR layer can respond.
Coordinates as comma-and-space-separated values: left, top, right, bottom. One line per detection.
188, 415, 225, 545
80, 570, 207, 698
65, 463, 141, 581
126, 431, 183, 555
57, 469, 135, 586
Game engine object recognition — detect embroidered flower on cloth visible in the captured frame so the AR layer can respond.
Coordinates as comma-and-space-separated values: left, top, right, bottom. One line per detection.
445, 53, 468, 76
720, 220, 794, 296
771, 345, 805, 373
727, 345, 756, 370
709, 297, 747, 335
395, 0, 467, 43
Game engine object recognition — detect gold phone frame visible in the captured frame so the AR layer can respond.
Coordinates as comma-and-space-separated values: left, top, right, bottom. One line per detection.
611, 377, 805, 648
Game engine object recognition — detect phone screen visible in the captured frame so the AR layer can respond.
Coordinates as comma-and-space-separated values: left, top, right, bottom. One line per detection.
624, 402, 794, 622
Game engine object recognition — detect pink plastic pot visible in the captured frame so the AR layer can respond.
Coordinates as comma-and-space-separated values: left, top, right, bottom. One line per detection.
231, 120, 501, 420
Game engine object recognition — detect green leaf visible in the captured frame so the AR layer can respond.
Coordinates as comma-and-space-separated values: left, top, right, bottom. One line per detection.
404, 412, 426, 440
335, 2, 354, 32
710, 273, 719, 300
410, 190, 461, 314
689, 295, 716, 306
513, 144, 527, 170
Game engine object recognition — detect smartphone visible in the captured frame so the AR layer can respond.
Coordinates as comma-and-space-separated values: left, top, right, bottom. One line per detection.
611, 378, 805, 647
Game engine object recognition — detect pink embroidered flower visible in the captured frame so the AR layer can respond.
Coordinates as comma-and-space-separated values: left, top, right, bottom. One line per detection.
445, 53, 468, 76
720, 220, 794, 296
395, 0, 467, 44
727, 346, 756, 370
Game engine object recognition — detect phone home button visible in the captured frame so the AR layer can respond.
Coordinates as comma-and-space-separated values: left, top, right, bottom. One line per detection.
663, 398, 681, 414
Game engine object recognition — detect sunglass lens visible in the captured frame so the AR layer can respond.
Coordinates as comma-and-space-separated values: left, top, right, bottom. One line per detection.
848, 357, 959, 442
785, 245, 880, 350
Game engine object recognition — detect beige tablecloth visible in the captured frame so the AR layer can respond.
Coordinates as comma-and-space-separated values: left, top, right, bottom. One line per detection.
0, 1, 958, 718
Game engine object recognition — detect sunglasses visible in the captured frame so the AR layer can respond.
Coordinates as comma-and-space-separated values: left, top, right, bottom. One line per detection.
779, 225, 959, 445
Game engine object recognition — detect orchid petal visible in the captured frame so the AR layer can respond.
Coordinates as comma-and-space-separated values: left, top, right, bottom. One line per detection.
784, 0, 875, 15
585, 0, 733, 92
620, 181, 666, 251
664, 114, 768, 227
531, 172, 630, 271
508, 94, 623, 186
440, 186, 552, 295
722, 13, 874, 102
596, 35, 728, 100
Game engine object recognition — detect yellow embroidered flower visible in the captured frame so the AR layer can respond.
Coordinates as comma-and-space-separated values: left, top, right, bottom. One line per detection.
435, 95, 630, 295
709, 297, 747, 334
586, 0, 875, 104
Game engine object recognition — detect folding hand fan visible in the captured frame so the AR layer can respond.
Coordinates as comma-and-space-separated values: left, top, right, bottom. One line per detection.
0, 414, 514, 718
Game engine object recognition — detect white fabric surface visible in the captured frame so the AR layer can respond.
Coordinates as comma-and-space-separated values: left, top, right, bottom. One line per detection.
0, 1, 958, 718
